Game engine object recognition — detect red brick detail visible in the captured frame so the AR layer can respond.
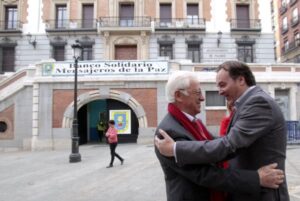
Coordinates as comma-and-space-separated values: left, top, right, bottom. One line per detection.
251, 67, 266, 72
52, 89, 93, 128
114, 88, 157, 127
272, 67, 291, 72
206, 109, 226, 126
0, 105, 14, 140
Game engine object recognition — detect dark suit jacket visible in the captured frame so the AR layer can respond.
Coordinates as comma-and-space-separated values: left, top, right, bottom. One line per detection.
175, 86, 289, 201
155, 113, 260, 201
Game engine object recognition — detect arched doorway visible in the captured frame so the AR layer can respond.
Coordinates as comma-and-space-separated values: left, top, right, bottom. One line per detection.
78, 99, 139, 145
62, 89, 148, 145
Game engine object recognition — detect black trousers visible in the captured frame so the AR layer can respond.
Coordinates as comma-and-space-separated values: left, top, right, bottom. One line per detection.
109, 143, 123, 165
97, 130, 104, 142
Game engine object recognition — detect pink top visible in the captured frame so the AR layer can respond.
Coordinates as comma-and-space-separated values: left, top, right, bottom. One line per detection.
105, 127, 118, 143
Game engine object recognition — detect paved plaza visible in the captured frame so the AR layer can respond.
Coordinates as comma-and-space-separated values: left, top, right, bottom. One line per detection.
0, 143, 299, 201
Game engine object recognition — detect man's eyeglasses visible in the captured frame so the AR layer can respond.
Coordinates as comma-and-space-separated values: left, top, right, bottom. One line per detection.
179, 89, 203, 96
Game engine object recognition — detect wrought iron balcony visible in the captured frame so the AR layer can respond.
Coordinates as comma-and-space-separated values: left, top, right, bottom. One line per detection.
98, 16, 151, 28
0, 20, 22, 33
281, 39, 300, 55
281, 26, 289, 35
290, 0, 298, 7
45, 19, 97, 32
230, 19, 261, 32
280, 5, 288, 15
154, 18, 205, 30
291, 16, 299, 27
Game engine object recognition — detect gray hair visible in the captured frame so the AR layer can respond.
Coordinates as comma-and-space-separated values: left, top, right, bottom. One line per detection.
166, 71, 199, 103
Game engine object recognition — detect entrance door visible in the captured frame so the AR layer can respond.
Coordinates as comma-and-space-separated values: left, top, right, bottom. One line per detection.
107, 99, 139, 143
78, 105, 88, 145
115, 45, 137, 60
77, 98, 139, 144
88, 100, 107, 142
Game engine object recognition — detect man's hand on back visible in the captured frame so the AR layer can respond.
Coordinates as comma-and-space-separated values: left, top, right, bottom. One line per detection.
154, 129, 175, 157
258, 163, 284, 188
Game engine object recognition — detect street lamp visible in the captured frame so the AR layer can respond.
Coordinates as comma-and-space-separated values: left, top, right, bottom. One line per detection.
217, 31, 222, 47
69, 41, 83, 163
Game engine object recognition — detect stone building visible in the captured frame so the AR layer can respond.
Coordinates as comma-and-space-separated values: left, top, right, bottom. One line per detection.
0, 0, 299, 151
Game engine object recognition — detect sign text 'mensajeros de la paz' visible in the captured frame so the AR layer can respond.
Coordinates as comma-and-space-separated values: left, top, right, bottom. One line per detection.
42, 61, 169, 76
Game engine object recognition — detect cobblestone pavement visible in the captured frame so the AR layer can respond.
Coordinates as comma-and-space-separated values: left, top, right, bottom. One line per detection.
0, 143, 299, 201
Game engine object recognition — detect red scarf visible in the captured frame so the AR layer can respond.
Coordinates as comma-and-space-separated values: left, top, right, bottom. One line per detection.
168, 103, 226, 201
168, 103, 212, 141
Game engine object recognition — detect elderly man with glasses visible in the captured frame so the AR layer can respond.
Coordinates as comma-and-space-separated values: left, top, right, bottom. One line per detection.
154, 70, 285, 201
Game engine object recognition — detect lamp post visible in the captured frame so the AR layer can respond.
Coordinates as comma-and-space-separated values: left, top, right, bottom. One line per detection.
217, 31, 222, 47
69, 41, 83, 163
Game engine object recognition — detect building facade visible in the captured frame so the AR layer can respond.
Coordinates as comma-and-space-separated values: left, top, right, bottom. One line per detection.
272, 0, 300, 62
0, 0, 299, 151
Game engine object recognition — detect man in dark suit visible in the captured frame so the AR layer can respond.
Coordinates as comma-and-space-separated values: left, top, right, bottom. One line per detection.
155, 61, 289, 201
155, 70, 285, 201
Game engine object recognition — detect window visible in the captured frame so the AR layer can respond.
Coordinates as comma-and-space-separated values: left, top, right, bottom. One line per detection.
283, 17, 288, 30
292, 8, 299, 25
275, 89, 290, 120
205, 91, 225, 107
119, 3, 134, 26
82, 4, 94, 28
53, 46, 65, 61
81, 46, 93, 60
56, 5, 67, 28
237, 44, 254, 62
295, 32, 300, 46
282, 0, 287, 7
187, 3, 199, 24
284, 39, 289, 51
160, 3, 172, 25
187, 44, 200, 62
236, 5, 250, 28
159, 44, 173, 59
5, 6, 18, 29
1, 47, 15, 73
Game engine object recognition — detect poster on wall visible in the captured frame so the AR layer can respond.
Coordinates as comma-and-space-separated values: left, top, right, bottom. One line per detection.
109, 110, 131, 134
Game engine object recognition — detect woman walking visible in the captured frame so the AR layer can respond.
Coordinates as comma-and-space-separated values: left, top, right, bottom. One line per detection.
105, 120, 124, 168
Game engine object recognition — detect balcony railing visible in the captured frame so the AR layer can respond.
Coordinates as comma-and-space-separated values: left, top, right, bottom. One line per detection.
291, 16, 299, 27
281, 39, 300, 54
286, 121, 300, 144
281, 25, 289, 35
290, 0, 298, 7
0, 20, 22, 32
280, 5, 288, 15
230, 19, 261, 31
154, 18, 206, 30
45, 19, 97, 32
99, 16, 151, 28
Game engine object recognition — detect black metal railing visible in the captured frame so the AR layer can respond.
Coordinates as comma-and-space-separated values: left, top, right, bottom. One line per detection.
281, 39, 300, 54
99, 16, 151, 27
45, 19, 97, 30
280, 5, 288, 15
154, 18, 205, 29
291, 16, 299, 27
281, 25, 289, 35
286, 121, 300, 144
230, 19, 261, 31
0, 20, 22, 32
290, 0, 298, 7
